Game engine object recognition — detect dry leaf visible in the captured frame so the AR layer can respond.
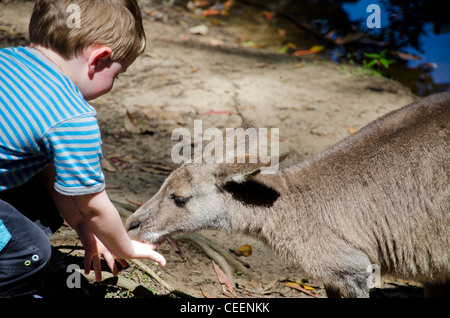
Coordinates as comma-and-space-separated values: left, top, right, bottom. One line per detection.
293, 45, 324, 56
285, 282, 319, 298
194, 0, 210, 7
310, 45, 324, 53
101, 158, 118, 172
223, 0, 234, 10
202, 9, 220, 16
124, 110, 140, 134
118, 154, 135, 163
201, 289, 213, 298
235, 244, 252, 257
212, 260, 234, 293
348, 126, 357, 134
166, 235, 186, 260
263, 11, 275, 20
301, 283, 315, 290
293, 50, 312, 56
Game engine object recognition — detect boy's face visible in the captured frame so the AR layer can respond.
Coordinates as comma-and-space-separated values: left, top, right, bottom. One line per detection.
34, 45, 137, 101
82, 55, 136, 101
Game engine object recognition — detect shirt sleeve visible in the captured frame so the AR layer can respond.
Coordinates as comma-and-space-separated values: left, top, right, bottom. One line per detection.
42, 115, 105, 196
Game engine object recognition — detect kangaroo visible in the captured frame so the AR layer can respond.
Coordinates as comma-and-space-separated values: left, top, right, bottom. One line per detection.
126, 92, 450, 297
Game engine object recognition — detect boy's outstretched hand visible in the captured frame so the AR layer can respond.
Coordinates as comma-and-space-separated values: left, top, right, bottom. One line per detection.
129, 239, 166, 266
82, 232, 166, 282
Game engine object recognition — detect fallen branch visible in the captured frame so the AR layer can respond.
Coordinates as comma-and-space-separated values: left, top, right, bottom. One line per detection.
77, 269, 157, 298
130, 259, 173, 292
130, 259, 194, 298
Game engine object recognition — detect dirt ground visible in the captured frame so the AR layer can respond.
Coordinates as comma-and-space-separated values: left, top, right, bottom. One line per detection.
0, 0, 427, 299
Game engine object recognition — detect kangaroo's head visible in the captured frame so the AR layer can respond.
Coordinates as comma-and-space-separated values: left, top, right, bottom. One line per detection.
125, 123, 286, 243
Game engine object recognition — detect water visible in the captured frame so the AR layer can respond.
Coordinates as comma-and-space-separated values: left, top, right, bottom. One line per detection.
341, 0, 450, 96
218, 0, 450, 96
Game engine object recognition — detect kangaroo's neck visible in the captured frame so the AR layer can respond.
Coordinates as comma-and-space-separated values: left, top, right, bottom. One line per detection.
223, 170, 300, 246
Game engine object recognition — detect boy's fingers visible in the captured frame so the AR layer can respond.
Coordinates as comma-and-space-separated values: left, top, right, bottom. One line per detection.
103, 252, 118, 276
84, 255, 91, 276
93, 255, 102, 282
117, 258, 128, 268
148, 249, 166, 267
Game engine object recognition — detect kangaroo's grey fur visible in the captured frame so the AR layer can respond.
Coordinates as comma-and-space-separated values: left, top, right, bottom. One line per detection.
126, 92, 450, 298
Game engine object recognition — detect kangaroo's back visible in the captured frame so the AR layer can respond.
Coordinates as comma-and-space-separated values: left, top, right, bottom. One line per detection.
284, 91, 450, 282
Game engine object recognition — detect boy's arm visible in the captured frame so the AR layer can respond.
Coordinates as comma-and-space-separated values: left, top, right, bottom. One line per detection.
38, 165, 165, 279
45, 185, 127, 279
71, 190, 166, 264
38, 165, 122, 279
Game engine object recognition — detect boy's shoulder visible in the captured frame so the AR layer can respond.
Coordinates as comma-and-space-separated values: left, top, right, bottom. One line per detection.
0, 46, 96, 125
1, 46, 63, 84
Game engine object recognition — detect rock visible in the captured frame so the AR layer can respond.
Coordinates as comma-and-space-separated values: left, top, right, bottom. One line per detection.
189, 24, 209, 35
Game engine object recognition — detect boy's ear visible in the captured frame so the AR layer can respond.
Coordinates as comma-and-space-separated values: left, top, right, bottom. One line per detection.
87, 46, 112, 74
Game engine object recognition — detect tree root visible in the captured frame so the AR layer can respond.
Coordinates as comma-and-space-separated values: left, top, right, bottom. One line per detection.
173, 233, 259, 285
111, 199, 135, 218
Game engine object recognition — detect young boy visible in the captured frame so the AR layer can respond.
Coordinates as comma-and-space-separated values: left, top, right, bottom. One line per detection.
0, 0, 165, 297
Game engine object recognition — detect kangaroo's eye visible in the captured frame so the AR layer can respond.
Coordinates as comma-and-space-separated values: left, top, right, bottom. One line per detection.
170, 193, 191, 207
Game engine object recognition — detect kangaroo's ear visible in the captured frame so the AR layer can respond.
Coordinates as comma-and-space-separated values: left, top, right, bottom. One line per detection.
214, 154, 287, 186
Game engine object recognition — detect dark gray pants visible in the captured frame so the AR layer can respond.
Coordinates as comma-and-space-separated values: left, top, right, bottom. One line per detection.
0, 177, 63, 297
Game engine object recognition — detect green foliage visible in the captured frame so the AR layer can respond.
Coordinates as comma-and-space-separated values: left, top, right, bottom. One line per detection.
340, 49, 396, 77
363, 49, 396, 70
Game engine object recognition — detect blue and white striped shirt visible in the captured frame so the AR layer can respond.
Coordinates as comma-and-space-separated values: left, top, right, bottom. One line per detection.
0, 46, 105, 196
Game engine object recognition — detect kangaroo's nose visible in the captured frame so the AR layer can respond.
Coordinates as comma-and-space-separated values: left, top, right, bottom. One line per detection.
127, 219, 141, 232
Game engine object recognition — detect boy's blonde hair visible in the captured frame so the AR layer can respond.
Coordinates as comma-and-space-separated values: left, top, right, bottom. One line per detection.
29, 0, 146, 61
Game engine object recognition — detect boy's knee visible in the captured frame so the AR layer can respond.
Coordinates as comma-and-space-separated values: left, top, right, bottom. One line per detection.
0, 228, 51, 276
0, 213, 52, 297
25, 228, 52, 272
